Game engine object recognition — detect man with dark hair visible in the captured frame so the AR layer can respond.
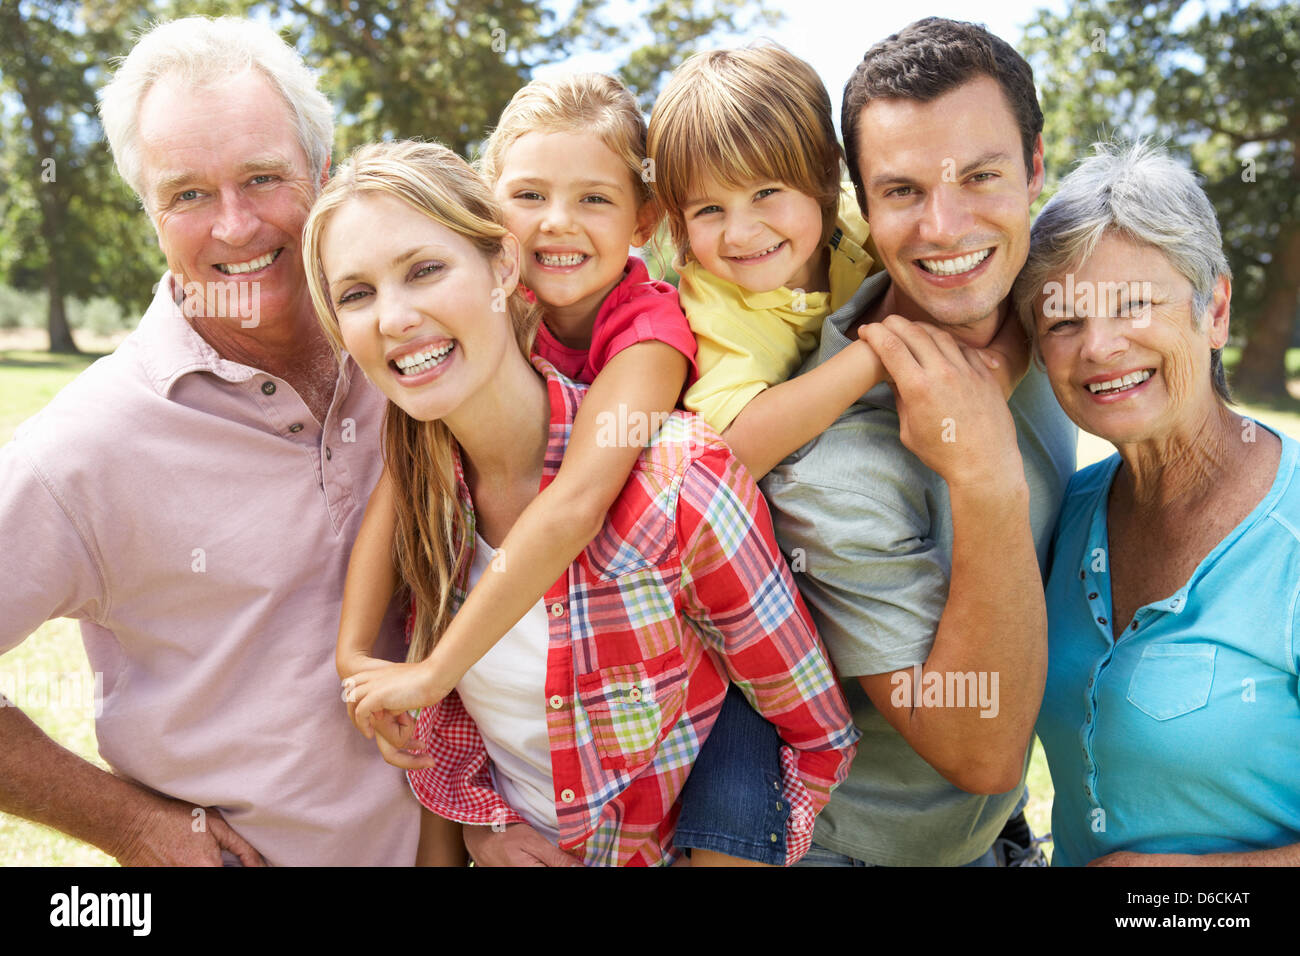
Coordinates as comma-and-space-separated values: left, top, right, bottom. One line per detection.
760, 17, 1077, 866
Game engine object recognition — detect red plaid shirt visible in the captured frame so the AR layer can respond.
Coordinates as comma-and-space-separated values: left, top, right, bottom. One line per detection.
407, 357, 858, 866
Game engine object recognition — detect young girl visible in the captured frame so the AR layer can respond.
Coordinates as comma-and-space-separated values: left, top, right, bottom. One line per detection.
646, 43, 1026, 478
303, 139, 857, 865
334, 76, 697, 739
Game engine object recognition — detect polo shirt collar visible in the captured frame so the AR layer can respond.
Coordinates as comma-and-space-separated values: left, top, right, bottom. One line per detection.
135, 271, 362, 398
136, 272, 260, 395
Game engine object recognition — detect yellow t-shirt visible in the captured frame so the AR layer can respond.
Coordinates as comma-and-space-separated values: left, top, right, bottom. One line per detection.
681, 187, 876, 433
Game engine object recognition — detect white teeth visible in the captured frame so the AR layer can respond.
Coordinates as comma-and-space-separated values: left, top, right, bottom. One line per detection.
918, 248, 991, 276
1087, 369, 1153, 394
732, 243, 782, 260
537, 252, 586, 266
216, 249, 280, 275
395, 343, 455, 374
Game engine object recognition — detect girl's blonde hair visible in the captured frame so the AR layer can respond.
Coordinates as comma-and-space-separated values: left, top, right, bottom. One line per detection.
646, 43, 844, 260
302, 139, 539, 663
477, 72, 653, 205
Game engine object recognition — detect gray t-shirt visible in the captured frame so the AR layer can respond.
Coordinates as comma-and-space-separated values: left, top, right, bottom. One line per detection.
761, 270, 1077, 866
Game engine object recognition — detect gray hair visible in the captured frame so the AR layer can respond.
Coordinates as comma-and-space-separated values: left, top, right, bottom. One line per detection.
99, 16, 334, 209
1014, 139, 1232, 404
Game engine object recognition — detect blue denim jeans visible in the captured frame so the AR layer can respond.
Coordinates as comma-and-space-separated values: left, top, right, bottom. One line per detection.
674, 684, 789, 865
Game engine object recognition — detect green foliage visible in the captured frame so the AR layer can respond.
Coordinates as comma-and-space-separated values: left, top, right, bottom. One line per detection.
0, 0, 780, 353
0, 0, 167, 348
1022, 0, 1299, 357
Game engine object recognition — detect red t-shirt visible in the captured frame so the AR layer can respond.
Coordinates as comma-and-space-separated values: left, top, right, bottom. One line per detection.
530, 256, 698, 386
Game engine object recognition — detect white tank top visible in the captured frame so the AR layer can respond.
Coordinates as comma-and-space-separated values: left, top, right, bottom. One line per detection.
453, 533, 559, 840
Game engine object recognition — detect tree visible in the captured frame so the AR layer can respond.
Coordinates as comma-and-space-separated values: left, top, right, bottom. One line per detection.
0, 0, 165, 352
1022, 0, 1299, 400
267, 0, 779, 157
0, 0, 779, 352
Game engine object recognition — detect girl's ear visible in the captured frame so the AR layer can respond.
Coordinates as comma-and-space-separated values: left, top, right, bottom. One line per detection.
495, 232, 521, 296
632, 199, 661, 249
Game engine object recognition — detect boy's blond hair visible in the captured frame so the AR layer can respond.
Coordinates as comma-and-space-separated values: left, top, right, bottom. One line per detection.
477, 72, 652, 204
646, 43, 843, 261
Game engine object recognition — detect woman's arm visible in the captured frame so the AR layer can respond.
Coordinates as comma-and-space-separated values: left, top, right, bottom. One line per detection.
336, 464, 400, 682
349, 342, 689, 716
721, 338, 884, 479
1089, 845, 1300, 866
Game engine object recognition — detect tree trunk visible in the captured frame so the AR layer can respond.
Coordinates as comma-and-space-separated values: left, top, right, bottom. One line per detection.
45, 267, 77, 354
1235, 219, 1300, 402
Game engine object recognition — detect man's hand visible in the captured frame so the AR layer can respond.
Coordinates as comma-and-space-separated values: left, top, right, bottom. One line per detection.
112, 794, 266, 867
463, 823, 582, 867
862, 315, 1022, 493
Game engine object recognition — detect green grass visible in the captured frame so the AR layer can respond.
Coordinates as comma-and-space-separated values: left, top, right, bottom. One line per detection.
2, 343, 1298, 866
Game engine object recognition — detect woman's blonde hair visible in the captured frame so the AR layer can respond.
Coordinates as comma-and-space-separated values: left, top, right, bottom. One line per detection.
302, 139, 540, 663
477, 72, 653, 205
646, 43, 843, 260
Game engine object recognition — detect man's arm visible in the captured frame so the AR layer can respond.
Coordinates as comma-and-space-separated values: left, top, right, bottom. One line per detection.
855, 316, 1045, 794
0, 703, 263, 865
0, 443, 263, 865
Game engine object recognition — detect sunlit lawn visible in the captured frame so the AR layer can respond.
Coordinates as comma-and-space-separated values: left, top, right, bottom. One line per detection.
3, 342, 1298, 865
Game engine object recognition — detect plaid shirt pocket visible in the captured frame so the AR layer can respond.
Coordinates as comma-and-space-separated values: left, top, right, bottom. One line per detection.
576, 647, 689, 772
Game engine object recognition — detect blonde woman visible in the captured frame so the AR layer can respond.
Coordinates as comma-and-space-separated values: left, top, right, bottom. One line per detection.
303, 140, 857, 866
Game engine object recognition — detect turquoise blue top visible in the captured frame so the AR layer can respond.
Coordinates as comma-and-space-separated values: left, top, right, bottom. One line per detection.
1037, 424, 1300, 865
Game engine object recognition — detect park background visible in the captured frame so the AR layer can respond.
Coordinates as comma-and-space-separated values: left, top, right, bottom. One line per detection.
1, 0, 1296, 864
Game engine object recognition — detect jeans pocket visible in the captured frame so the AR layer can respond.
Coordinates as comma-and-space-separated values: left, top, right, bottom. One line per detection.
1125, 643, 1216, 720
576, 649, 688, 772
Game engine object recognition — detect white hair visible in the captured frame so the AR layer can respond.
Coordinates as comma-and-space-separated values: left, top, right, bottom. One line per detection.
1014, 139, 1233, 403
99, 16, 333, 208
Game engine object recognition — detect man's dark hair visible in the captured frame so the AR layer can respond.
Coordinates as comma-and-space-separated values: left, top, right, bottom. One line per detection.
842, 18, 1043, 213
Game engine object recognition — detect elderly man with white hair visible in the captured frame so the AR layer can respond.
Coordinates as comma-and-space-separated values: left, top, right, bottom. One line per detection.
0, 17, 421, 865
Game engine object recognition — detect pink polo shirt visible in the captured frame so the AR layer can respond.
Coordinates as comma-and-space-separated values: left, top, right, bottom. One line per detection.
0, 274, 420, 865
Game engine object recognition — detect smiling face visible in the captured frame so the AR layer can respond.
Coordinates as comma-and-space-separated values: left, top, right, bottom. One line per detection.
319, 192, 519, 424
1034, 233, 1229, 445
854, 75, 1044, 343
139, 68, 323, 329
682, 178, 827, 293
493, 130, 653, 331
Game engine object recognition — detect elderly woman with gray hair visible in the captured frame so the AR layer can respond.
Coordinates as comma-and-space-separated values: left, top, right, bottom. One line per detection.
1016, 141, 1300, 866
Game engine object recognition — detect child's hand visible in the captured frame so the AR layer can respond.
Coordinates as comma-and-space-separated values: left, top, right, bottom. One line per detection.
344, 660, 444, 737
338, 652, 397, 730
978, 315, 1031, 399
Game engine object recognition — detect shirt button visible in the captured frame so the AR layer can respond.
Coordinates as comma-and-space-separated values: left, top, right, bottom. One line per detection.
1085, 713, 1092, 723
1130, 621, 1138, 630
549, 695, 563, 710
1171, 599, 1181, 608
325, 446, 332, 460
629, 687, 642, 702
769, 833, 779, 843
1079, 570, 1086, 580
1087, 592, 1098, 600
289, 423, 304, 434
550, 603, 564, 617
261, 381, 276, 395
560, 788, 575, 804
1097, 616, 1107, 626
